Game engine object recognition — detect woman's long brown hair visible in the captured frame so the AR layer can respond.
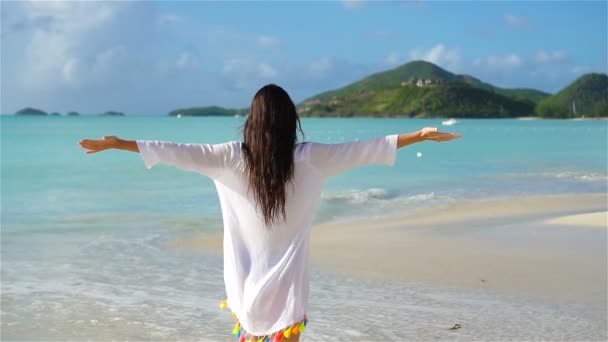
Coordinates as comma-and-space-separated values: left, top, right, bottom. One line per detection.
241, 84, 305, 227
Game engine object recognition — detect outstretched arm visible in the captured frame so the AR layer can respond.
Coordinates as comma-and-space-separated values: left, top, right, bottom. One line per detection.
308, 127, 461, 178
79, 135, 236, 179
79, 135, 138, 154
398, 127, 461, 149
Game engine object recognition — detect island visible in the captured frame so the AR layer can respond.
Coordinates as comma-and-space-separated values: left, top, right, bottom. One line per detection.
168, 106, 248, 117
15, 107, 47, 116
66, 111, 80, 116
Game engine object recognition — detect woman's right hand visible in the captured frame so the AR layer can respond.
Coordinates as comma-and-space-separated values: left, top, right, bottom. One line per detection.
420, 127, 461, 142
79, 135, 120, 154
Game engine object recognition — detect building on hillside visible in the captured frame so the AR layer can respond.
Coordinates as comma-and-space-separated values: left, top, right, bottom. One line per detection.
304, 99, 321, 106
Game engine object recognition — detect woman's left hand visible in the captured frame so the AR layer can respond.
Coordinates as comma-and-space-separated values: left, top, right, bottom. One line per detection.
79, 135, 120, 154
420, 127, 462, 142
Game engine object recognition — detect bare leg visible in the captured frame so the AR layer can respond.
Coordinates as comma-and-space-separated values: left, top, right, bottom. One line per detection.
284, 334, 300, 342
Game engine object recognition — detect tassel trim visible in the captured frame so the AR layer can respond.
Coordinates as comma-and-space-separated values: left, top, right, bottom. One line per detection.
220, 300, 308, 341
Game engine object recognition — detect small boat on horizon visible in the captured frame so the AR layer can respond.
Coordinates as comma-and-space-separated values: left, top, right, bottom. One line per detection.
442, 118, 458, 126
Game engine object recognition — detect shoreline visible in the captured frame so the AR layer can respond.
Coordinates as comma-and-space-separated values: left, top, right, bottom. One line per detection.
166, 193, 607, 305
5, 114, 608, 120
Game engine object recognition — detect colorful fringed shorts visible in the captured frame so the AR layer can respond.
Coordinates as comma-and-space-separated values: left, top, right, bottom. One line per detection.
220, 300, 308, 342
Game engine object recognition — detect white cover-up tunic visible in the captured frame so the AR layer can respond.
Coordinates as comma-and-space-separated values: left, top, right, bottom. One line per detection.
136, 134, 399, 336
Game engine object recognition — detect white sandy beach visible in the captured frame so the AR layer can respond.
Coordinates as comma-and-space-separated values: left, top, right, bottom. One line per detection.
544, 211, 607, 228
167, 193, 607, 305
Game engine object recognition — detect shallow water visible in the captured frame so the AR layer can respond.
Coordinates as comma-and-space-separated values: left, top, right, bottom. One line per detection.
1, 116, 607, 340
2, 116, 607, 230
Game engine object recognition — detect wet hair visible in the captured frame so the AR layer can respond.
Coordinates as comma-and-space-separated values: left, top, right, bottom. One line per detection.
241, 84, 305, 227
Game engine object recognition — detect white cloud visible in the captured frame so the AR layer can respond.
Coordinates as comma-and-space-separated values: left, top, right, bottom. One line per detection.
223, 58, 249, 74
222, 59, 252, 90
176, 51, 200, 70
341, 0, 366, 9
16, 1, 131, 87
504, 14, 530, 29
309, 57, 334, 78
95, 46, 127, 68
24, 1, 116, 32
485, 53, 524, 69
409, 44, 461, 70
571, 65, 592, 74
1, 1, 178, 114
535, 49, 569, 64
221, 59, 279, 89
257, 35, 279, 48
55, 45, 129, 86
259, 63, 278, 78
61, 57, 82, 85
385, 52, 401, 66
303, 56, 372, 91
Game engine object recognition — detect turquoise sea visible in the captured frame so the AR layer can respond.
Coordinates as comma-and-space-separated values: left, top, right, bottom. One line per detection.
1, 116, 607, 340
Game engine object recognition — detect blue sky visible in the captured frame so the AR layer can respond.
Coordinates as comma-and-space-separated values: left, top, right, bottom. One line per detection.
1, 1, 606, 115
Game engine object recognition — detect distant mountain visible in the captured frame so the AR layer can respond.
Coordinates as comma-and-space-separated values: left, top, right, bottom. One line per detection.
297, 61, 544, 117
168, 106, 248, 117
536, 73, 608, 118
100, 111, 125, 116
15, 107, 47, 115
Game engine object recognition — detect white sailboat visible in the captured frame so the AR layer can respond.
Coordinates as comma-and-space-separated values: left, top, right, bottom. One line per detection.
571, 100, 587, 120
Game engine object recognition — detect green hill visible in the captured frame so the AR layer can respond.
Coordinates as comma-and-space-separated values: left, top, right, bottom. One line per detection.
536, 73, 608, 118
298, 61, 548, 117
298, 61, 546, 117
168, 106, 248, 117
451, 74, 549, 103
303, 81, 535, 118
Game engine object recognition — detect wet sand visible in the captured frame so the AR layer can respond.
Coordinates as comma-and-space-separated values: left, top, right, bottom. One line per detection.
166, 193, 607, 305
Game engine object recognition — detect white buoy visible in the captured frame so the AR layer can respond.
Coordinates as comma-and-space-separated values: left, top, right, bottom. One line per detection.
417, 152, 422, 157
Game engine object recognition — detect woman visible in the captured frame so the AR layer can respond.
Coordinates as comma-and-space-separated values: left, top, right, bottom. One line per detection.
79, 84, 461, 342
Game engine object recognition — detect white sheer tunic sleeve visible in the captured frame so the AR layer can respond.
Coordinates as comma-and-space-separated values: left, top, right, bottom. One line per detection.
135, 140, 239, 179
306, 134, 399, 178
